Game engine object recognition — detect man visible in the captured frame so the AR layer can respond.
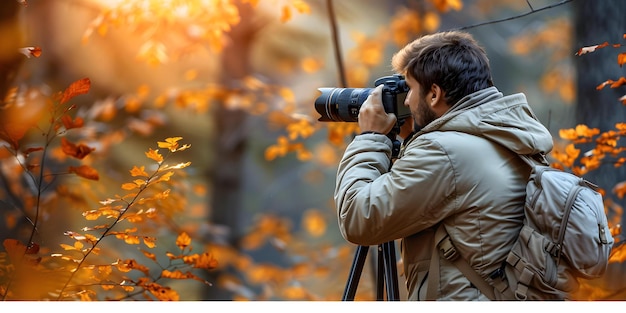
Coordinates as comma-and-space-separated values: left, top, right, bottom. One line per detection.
334, 31, 554, 300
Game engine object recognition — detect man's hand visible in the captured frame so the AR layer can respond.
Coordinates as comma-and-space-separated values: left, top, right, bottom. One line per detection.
358, 85, 397, 134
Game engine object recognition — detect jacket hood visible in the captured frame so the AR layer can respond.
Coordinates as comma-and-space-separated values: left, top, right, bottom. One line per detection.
416, 87, 553, 156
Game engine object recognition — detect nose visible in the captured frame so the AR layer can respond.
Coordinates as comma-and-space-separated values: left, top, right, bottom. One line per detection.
404, 90, 412, 106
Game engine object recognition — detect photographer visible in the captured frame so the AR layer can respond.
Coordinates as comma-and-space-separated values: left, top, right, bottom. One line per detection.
334, 31, 554, 300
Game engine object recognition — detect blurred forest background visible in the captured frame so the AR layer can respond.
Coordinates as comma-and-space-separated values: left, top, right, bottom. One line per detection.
1, 0, 626, 301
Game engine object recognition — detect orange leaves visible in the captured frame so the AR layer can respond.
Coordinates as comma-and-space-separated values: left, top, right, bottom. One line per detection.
61, 114, 84, 130
3, 239, 28, 263
576, 38, 626, 104
61, 138, 94, 159
161, 269, 210, 284
575, 41, 614, 56
349, 32, 385, 68
145, 148, 164, 163
69, 165, 100, 181
559, 124, 600, 143
430, 0, 463, 12
302, 209, 327, 238
84, 1, 244, 61
166, 232, 218, 272
121, 179, 146, 191
58, 78, 91, 105
265, 115, 316, 161
613, 181, 626, 199
596, 77, 626, 90
240, 214, 292, 251
554, 122, 626, 183
618, 53, 626, 67
130, 165, 149, 177
279, 0, 311, 23
389, 9, 439, 46
175, 232, 191, 250
157, 136, 190, 152
18, 46, 42, 58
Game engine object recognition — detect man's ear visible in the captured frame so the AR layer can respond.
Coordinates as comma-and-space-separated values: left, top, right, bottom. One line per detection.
429, 83, 449, 115
429, 84, 443, 107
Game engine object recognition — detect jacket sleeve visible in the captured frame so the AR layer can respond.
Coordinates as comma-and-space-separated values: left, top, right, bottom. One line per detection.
335, 133, 456, 246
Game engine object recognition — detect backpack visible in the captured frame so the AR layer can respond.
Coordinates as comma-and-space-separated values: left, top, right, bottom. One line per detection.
427, 153, 614, 300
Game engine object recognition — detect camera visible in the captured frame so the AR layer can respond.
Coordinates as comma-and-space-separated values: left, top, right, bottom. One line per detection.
314, 74, 411, 123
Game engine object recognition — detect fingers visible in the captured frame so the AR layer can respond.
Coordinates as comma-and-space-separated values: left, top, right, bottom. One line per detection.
358, 85, 397, 134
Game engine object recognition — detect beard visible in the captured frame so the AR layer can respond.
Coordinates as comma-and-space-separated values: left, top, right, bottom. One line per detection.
414, 97, 438, 129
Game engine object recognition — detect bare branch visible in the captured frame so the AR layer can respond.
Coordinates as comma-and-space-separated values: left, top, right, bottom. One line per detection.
325, 0, 348, 88
452, 0, 575, 31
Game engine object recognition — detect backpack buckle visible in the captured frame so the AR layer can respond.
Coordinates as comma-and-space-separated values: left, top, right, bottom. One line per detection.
439, 235, 458, 261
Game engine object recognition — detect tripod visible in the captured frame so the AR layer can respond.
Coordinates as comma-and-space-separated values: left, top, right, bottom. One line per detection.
342, 134, 402, 301
342, 241, 400, 300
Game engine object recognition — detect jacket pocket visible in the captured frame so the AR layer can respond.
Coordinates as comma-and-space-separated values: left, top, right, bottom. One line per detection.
401, 227, 435, 300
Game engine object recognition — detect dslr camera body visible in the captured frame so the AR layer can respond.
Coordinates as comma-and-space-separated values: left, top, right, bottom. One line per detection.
314, 74, 411, 123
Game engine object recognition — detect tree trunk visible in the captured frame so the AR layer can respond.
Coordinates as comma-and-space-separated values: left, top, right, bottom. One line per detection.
573, 0, 626, 299
204, 0, 259, 300
0, 0, 24, 102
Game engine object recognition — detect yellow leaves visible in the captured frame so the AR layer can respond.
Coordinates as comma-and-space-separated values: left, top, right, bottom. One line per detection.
389, 9, 439, 46
241, 214, 292, 251
301, 57, 324, 73
302, 209, 326, 238
430, 0, 463, 12
265, 116, 316, 161
166, 233, 218, 271
552, 144, 580, 169
176, 232, 192, 250
60, 241, 84, 252
327, 122, 360, 146
265, 136, 312, 161
121, 179, 147, 191
161, 269, 209, 284
157, 137, 183, 152
185, 252, 219, 270
145, 148, 164, 163
559, 124, 600, 142
83, 205, 123, 220
539, 68, 575, 104
287, 118, 314, 140
130, 165, 149, 177
280, 0, 311, 23
349, 32, 385, 67
146, 283, 180, 301
84, 0, 244, 62
609, 242, 626, 263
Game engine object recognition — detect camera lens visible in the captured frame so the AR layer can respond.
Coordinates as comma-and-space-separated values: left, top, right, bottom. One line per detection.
314, 88, 372, 122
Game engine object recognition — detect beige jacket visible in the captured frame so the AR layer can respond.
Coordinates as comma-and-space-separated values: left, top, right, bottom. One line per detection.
335, 87, 553, 300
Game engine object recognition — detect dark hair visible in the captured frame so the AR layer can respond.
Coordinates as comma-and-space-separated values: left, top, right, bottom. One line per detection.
391, 31, 493, 105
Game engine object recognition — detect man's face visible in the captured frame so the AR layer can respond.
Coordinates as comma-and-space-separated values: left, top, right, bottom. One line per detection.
404, 75, 438, 129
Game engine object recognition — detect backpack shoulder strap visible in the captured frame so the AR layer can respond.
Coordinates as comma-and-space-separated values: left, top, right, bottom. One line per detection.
520, 153, 550, 167
426, 224, 496, 300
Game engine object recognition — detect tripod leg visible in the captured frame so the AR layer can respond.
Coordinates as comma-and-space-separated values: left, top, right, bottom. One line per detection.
376, 245, 385, 300
382, 241, 400, 300
342, 245, 369, 301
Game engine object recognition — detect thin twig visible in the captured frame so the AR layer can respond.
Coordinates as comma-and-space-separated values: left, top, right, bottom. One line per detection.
452, 0, 575, 31
325, 0, 347, 88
